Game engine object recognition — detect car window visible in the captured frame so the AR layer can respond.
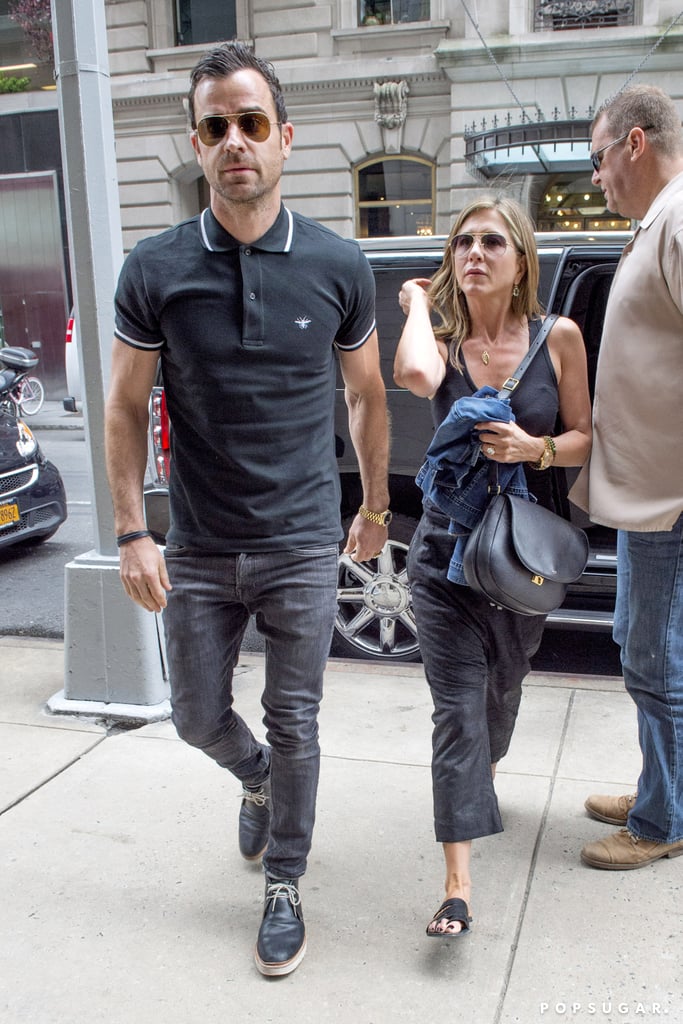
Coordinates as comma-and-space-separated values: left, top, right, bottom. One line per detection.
558, 263, 618, 401
372, 260, 442, 387
538, 252, 561, 308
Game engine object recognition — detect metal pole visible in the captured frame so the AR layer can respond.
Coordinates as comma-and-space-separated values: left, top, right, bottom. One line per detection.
48, 0, 169, 720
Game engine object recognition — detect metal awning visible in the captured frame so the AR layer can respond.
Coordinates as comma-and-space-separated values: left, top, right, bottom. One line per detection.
465, 119, 592, 177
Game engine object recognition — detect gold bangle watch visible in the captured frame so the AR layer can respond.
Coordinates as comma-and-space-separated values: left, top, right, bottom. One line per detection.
528, 435, 556, 471
358, 504, 392, 526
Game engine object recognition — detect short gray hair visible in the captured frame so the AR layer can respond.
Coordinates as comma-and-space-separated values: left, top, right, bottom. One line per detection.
593, 85, 683, 159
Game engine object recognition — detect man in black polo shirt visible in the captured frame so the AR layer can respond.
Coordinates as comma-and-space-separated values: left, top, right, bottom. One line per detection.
105, 42, 390, 977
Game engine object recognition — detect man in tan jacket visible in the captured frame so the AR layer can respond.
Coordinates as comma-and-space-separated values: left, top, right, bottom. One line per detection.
570, 84, 683, 870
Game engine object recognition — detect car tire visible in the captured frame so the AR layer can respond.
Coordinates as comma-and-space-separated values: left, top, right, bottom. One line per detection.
332, 512, 421, 663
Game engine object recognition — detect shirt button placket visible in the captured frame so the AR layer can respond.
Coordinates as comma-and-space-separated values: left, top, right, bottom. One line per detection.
241, 246, 264, 347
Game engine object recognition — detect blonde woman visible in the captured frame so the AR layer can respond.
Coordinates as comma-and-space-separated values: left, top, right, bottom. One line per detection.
395, 196, 591, 937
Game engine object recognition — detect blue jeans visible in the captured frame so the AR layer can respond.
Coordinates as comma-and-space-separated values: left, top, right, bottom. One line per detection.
613, 515, 683, 843
162, 544, 339, 879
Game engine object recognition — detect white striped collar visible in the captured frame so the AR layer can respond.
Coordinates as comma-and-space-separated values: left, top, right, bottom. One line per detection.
199, 205, 294, 253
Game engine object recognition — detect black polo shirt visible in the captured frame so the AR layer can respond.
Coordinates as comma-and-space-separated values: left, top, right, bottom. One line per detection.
114, 205, 376, 551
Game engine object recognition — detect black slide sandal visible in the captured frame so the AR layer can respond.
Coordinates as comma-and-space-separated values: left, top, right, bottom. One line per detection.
426, 897, 472, 938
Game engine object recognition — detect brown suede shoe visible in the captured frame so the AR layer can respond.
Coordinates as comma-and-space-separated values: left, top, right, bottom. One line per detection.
584, 791, 637, 825
581, 828, 683, 870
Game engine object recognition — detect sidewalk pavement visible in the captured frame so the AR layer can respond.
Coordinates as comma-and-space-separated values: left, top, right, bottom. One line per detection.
26, 399, 83, 431
1, 635, 681, 1024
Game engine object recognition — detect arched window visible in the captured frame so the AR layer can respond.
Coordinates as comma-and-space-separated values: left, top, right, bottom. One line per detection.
356, 156, 434, 238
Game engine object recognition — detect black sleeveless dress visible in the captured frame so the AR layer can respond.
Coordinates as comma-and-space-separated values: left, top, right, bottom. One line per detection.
407, 318, 561, 843
430, 316, 560, 512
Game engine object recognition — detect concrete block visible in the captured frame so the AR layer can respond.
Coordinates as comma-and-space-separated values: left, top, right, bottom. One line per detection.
499, 777, 682, 1022
254, 5, 331, 35
106, 1, 148, 30
0, 722, 105, 813
257, 32, 320, 60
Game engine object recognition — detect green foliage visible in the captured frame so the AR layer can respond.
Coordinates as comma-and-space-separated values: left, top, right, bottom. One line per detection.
0, 72, 31, 93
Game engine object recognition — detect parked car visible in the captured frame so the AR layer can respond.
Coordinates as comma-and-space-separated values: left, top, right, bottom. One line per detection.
0, 350, 68, 550
143, 231, 630, 663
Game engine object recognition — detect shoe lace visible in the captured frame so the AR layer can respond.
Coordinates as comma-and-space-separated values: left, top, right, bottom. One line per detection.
265, 881, 301, 909
241, 786, 268, 807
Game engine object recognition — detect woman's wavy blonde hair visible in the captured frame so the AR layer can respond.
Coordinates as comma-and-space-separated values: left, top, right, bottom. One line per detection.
429, 195, 543, 370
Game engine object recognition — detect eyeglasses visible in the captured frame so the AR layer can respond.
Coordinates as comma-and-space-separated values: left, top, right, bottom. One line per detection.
451, 232, 513, 257
590, 131, 630, 172
590, 126, 652, 172
195, 111, 280, 146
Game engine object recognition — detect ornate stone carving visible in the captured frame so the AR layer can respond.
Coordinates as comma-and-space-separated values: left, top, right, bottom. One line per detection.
536, 0, 633, 17
374, 80, 409, 130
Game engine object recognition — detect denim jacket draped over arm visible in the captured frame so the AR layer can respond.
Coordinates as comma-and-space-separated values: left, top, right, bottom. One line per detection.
416, 386, 532, 584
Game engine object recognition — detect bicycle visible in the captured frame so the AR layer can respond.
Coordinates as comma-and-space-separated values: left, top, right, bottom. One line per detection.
0, 346, 45, 418
12, 374, 45, 416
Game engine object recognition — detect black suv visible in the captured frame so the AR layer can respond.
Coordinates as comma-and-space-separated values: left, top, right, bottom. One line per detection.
145, 231, 629, 664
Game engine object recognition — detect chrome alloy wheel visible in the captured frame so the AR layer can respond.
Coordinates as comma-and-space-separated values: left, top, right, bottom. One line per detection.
334, 521, 420, 662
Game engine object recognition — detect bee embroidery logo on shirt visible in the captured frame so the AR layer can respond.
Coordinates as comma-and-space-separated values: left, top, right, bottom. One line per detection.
295, 316, 312, 330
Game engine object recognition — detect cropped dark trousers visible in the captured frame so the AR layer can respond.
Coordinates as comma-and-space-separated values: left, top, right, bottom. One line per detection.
408, 505, 546, 843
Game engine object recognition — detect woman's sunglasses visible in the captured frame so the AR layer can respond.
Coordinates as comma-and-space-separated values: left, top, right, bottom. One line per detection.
195, 111, 280, 146
451, 232, 512, 257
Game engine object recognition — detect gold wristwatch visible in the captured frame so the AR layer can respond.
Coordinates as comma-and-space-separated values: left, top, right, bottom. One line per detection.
359, 504, 392, 526
529, 435, 556, 471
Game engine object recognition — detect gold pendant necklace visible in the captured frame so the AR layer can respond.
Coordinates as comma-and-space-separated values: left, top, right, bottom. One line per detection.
481, 350, 490, 366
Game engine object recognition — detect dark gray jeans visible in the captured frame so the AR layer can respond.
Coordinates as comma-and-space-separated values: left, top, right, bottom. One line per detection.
163, 543, 339, 879
408, 506, 546, 843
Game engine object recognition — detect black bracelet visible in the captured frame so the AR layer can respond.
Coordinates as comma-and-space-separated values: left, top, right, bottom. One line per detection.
116, 530, 152, 547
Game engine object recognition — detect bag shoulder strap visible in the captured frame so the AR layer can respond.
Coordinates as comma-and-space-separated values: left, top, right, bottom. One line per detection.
496, 314, 558, 401
486, 313, 559, 494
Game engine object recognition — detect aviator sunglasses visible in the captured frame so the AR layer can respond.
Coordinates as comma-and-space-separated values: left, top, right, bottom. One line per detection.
451, 232, 514, 257
590, 125, 653, 172
195, 111, 280, 146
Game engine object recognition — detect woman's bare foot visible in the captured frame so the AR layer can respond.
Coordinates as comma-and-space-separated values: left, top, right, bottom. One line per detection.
426, 841, 472, 935
426, 894, 472, 936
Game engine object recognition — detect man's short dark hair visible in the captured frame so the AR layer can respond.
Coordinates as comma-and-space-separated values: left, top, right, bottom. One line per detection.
593, 84, 683, 159
188, 41, 287, 128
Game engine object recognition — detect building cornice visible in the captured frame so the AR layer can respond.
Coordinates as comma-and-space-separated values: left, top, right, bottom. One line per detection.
110, 65, 447, 117
113, 91, 187, 111
282, 71, 446, 99
435, 26, 683, 80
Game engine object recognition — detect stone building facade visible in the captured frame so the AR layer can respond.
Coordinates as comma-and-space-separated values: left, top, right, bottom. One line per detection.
0, 0, 682, 389
100, 0, 683, 252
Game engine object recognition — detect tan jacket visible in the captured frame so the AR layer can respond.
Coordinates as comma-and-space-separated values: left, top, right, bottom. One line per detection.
570, 171, 683, 532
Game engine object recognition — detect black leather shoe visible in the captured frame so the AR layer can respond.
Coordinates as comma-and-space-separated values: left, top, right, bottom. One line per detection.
254, 877, 306, 977
238, 778, 271, 861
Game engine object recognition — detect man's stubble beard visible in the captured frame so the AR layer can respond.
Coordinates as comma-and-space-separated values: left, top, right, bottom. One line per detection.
209, 156, 284, 211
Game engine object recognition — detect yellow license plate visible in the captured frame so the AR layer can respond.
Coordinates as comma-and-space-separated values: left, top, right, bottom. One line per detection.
0, 503, 19, 527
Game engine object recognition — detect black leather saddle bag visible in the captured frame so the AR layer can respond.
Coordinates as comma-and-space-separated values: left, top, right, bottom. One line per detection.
463, 492, 590, 616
